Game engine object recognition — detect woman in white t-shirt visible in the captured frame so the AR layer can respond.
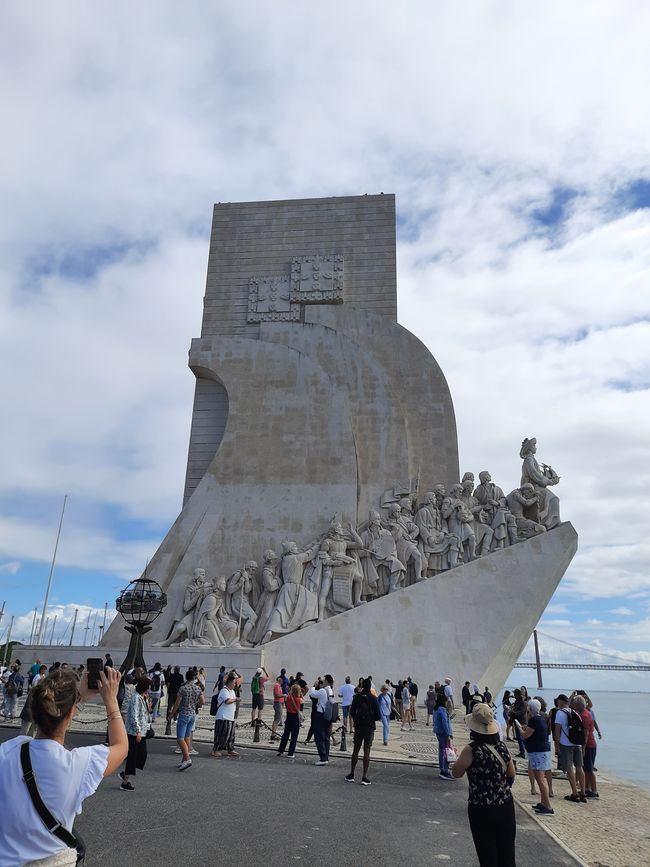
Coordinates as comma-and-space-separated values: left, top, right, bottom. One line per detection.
210, 673, 239, 758
0, 667, 127, 866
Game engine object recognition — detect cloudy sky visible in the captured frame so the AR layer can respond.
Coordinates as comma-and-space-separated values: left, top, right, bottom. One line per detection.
0, 2, 648, 689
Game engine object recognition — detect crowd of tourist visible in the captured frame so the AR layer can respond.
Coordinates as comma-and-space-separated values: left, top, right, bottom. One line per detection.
0, 655, 604, 867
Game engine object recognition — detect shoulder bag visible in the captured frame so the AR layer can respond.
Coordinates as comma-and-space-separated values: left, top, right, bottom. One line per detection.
20, 742, 86, 864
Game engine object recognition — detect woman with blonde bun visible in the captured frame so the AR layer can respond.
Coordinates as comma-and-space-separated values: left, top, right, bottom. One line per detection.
0, 666, 127, 866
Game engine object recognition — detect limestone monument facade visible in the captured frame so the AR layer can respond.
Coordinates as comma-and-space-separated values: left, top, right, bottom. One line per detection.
102, 194, 576, 694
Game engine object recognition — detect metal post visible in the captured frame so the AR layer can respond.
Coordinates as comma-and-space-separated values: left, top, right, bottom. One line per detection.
36, 495, 68, 646
533, 628, 543, 689
49, 614, 58, 645
69, 608, 79, 646
90, 612, 98, 645
98, 602, 108, 643
28, 608, 38, 645
83, 610, 91, 646
42, 617, 49, 648
2, 615, 15, 666
0, 601, 5, 631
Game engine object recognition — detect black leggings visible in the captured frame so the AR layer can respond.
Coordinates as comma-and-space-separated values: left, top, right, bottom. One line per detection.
468, 800, 516, 867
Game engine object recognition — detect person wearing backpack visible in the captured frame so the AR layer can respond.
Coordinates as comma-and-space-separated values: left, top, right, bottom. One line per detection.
345, 677, 381, 785
1, 665, 23, 720
553, 693, 586, 803
308, 674, 335, 765
147, 663, 165, 720
250, 666, 269, 724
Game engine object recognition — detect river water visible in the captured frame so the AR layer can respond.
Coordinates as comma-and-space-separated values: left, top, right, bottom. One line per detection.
500, 688, 650, 792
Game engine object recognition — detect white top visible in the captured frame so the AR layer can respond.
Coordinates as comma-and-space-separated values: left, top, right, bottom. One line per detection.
216, 688, 236, 721
31, 673, 43, 688
308, 685, 332, 713
338, 683, 355, 707
554, 708, 573, 747
0, 735, 108, 866
444, 684, 453, 699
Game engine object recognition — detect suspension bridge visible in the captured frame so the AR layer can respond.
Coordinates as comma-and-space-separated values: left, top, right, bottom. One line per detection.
514, 629, 650, 687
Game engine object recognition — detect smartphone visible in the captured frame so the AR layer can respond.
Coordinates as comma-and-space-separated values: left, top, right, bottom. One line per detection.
87, 658, 103, 690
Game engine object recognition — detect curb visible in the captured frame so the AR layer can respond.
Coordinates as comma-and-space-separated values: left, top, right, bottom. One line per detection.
514, 798, 590, 867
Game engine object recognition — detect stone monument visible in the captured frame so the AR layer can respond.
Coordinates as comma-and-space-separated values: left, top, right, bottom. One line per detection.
102, 194, 577, 693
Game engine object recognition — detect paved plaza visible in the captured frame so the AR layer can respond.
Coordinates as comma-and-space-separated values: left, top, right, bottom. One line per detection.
1, 728, 580, 866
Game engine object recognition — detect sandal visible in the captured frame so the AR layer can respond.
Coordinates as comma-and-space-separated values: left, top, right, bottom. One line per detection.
564, 794, 580, 803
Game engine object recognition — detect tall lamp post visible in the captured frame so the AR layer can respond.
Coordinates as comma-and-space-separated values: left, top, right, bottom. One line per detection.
115, 578, 167, 674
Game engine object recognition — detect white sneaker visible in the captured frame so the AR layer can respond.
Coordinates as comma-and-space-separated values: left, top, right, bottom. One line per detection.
439, 772, 456, 781
314, 760, 329, 765
178, 759, 192, 771
189, 748, 199, 756
174, 747, 182, 754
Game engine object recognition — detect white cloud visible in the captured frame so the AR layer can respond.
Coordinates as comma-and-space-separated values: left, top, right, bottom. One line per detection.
609, 607, 635, 616
0, 561, 20, 575
545, 604, 569, 614
0, 3, 649, 662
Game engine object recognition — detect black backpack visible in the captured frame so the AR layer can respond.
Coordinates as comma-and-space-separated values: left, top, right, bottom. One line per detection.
563, 708, 585, 746
353, 694, 375, 728
151, 673, 161, 692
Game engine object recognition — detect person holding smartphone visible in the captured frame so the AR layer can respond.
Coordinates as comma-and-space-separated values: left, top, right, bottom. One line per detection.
0, 666, 127, 865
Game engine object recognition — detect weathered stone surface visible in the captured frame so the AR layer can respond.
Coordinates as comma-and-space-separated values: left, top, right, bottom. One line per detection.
101, 194, 575, 675
103, 194, 459, 649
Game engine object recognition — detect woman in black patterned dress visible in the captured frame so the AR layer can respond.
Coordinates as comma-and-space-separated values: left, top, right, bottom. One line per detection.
452, 703, 517, 866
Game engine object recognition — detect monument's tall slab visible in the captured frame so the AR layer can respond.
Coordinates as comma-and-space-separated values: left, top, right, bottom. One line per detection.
104, 194, 460, 648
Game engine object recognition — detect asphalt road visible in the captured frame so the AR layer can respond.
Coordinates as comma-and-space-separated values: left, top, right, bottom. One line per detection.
2, 729, 580, 866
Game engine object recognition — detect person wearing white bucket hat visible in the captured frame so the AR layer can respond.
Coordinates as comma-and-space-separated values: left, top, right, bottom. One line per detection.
452, 703, 517, 866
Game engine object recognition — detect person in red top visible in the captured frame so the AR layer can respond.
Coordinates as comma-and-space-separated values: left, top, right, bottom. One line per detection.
276, 683, 302, 758
271, 676, 286, 741
574, 693, 598, 798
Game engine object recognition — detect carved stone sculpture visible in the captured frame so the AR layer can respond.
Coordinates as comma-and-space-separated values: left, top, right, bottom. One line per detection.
386, 502, 426, 584
225, 561, 259, 647
461, 479, 494, 556
506, 484, 547, 539
473, 470, 518, 549
250, 550, 281, 645
183, 576, 240, 647
153, 568, 205, 647
100, 196, 574, 675
316, 518, 364, 620
260, 539, 321, 643
520, 437, 561, 529
360, 510, 405, 597
414, 492, 459, 574
442, 484, 476, 563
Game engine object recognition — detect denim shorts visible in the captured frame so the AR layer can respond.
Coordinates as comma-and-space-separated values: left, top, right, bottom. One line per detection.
342, 705, 350, 718
176, 713, 195, 739
527, 750, 552, 772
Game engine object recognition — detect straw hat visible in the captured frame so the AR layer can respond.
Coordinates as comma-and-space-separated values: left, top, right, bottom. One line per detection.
465, 702, 499, 735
